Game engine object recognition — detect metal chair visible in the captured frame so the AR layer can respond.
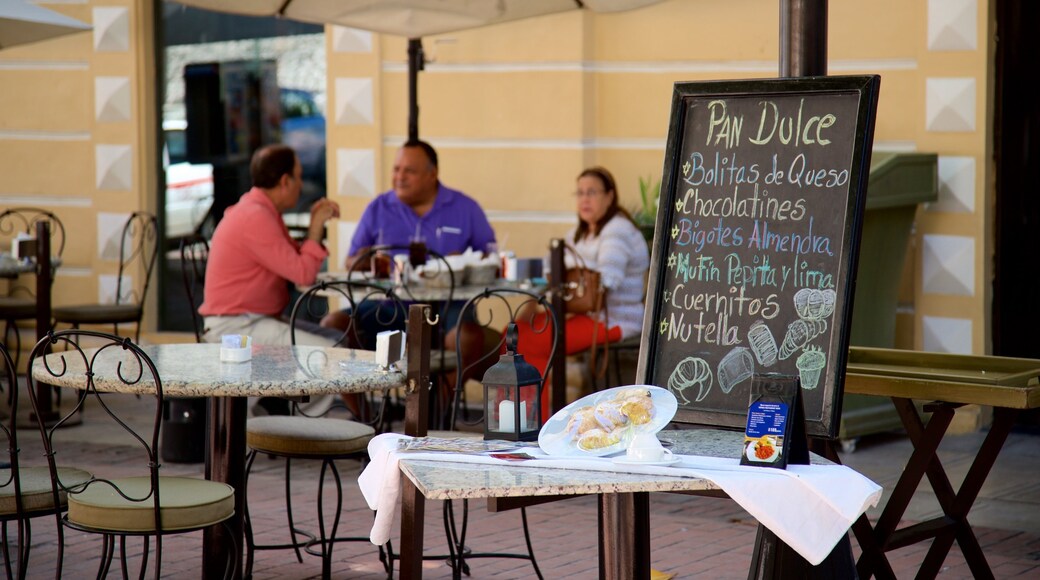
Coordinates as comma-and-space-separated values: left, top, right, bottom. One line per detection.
241, 280, 404, 579
1, 341, 91, 580
26, 329, 236, 579
347, 245, 461, 428
51, 212, 158, 341
401, 287, 556, 580
0, 208, 65, 383
178, 234, 209, 343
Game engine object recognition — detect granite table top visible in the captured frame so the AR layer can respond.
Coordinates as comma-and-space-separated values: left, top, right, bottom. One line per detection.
0, 252, 61, 277
398, 429, 832, 500
31, 343, 406, 398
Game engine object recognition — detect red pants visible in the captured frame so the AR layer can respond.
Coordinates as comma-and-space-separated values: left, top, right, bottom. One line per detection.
511, 313, 622, 421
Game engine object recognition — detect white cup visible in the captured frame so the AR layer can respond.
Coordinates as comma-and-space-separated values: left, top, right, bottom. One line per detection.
626, 433, 673, 462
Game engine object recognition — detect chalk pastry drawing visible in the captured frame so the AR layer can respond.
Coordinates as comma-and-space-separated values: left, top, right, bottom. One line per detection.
778, 318, 827, 360
718, 347, 754, 394
793, 288, 836, 320
746, 320, 778, 367
796, 346, 827, 389
667, 356, 712, 404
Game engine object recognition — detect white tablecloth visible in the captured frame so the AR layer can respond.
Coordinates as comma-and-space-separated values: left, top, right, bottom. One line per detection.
358, 433, 881, 565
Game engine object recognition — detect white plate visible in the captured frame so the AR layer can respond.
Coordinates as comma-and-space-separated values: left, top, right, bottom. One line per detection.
612, 456, 682, 467
538, 385, 678, 457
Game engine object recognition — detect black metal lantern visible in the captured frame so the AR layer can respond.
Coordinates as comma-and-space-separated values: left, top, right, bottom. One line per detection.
482, 323, 542, 441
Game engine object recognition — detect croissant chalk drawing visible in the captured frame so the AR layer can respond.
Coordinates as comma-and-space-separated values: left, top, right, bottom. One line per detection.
778, 318, 827, 360
667, 356, 712, 404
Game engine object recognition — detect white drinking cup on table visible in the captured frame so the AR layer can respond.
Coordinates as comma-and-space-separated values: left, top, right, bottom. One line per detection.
626, 432, 673, 462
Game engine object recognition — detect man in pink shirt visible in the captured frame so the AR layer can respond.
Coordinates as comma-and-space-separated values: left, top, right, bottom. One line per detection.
199, 144, 340, 346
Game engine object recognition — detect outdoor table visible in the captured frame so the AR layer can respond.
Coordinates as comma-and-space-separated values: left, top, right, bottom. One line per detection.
844, 346, 1040, 579
394, 429, 850, 580
33, 342, 406, 580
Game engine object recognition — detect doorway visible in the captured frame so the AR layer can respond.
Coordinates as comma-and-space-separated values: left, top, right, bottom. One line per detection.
155, 1, 326, 331
993, 0, 1040, 425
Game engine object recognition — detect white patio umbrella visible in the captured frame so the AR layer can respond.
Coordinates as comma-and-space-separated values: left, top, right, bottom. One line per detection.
174, 0, 662, 37
0, 0, 91, 50
173, 0, 664, 137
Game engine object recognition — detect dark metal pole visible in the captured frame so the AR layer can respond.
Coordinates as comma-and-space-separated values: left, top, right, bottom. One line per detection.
407, 38, 424, 141
549, 239, 567, 416
31, 221, 57, 423
779, 0, 828, 77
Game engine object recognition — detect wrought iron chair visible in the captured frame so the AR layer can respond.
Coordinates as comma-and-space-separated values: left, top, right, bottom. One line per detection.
26, 329, 236, 579
178, 234, 209, 343
51, 212, 158, 341
345, 245, 463, 428
241, 280, 405, 579
1, 341, 91, 579
392, 287, 556, 579
0, 208, 65, 384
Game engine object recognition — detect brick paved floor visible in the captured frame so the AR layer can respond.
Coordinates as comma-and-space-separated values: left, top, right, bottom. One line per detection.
5, 395, 1040, 578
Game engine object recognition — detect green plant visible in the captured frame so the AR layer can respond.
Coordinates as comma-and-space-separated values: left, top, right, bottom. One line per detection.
630, 175, 660, 243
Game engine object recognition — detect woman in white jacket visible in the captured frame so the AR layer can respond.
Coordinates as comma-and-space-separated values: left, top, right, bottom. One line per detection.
515, 166, 651, 420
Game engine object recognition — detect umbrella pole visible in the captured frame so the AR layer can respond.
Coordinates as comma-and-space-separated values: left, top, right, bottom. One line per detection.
408, 38, 424, 141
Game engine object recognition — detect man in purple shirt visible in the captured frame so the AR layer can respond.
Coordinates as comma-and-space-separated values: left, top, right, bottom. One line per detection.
325, 140, 498, 410
347, 139, 495, 263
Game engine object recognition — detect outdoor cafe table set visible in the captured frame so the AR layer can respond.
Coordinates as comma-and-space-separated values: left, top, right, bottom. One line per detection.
359, 385, 883, 578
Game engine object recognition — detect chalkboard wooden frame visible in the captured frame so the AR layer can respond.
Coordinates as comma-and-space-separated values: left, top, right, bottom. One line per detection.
635, 76, 881, 439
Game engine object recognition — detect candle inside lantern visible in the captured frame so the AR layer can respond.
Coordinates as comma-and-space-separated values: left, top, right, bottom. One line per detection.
498, 399, 527, 432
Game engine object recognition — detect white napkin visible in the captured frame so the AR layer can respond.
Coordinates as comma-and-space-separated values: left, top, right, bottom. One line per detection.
357, 434, 881, 564
357, 433, 408, 544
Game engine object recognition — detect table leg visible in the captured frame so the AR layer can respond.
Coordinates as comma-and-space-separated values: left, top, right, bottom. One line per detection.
599, 492, 650, 580
400, 477, 427, 579
203, 396, 247, 580
915, 406, 1015, 580
31, 221, 58, 423
855, 398, 1015, 580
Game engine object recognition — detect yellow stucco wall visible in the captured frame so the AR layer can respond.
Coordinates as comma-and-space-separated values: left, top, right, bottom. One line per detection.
1, 0, 157, 347
2, 0, 991, 358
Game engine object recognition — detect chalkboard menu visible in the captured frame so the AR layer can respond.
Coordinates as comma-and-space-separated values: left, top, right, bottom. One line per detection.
635, 76, 880, 438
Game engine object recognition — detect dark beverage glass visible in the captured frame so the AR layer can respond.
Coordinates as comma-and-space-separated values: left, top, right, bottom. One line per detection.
372, 252, 392, 279
409, 241, 427, 268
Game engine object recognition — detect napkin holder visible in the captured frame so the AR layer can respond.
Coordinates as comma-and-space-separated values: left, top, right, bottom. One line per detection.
12, 233, 36, 260
375, 330, 403, 370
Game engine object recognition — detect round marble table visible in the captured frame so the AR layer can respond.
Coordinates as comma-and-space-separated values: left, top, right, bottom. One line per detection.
33, 342, 406, 580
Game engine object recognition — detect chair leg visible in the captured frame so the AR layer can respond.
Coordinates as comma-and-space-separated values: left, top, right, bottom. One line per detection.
519, 507, 544, 580
2, 521, 13, 580
243, 450, 257, 578
313, 459, 345, 579
97, 534, 114, 579
17, 519, 32, 580
3, 319, 20, 408
442, 500, 466, 579
283, 456, 306, 563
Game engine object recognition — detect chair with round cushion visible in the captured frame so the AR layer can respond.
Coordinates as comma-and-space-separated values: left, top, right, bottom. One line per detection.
1, 341, 92, 579
241, 280, 408, 579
